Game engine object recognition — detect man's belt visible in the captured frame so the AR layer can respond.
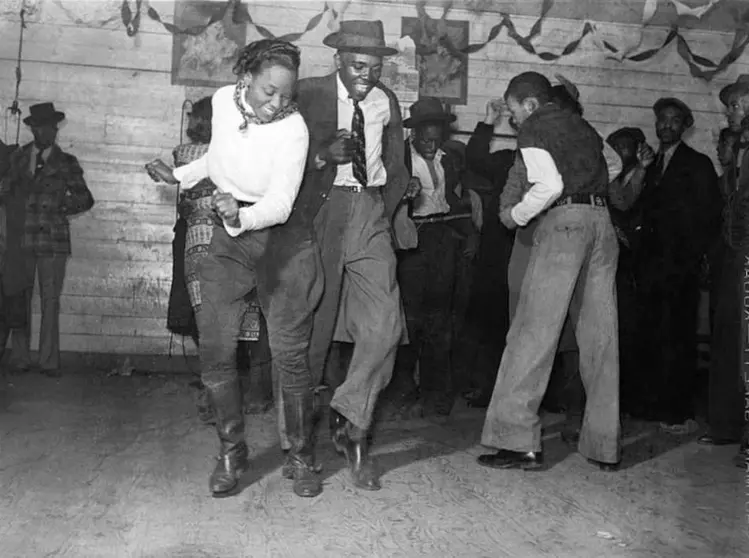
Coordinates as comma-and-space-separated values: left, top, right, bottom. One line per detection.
412, 212, 472, 225
333, 184, 383, 193
552, 194, 607, 209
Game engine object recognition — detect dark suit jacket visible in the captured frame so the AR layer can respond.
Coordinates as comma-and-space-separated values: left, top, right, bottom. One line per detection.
292, 73, 409, 233
636, 141, 719, 276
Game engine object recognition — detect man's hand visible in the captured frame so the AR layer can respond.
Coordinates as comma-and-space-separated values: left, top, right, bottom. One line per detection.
484, 100, 503, 126
212, 192, 241, 228
404, 176, 421, 200
499, 206, 517, 230
320, 129, 354, 165
636, 143, 656, 168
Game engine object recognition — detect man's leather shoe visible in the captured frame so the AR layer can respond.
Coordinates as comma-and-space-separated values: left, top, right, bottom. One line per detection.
588, 458, 620, 472
332, 418, 381, 491
209, 441, 249, 497
697, 434, 740, 446
477, 449, 544, 470
40, 368, 61, 378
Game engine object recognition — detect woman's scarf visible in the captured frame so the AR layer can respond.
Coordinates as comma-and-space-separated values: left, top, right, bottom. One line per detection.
233, 77, 298, 131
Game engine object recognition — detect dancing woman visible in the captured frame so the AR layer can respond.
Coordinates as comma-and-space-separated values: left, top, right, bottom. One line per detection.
153, 40, 322, 498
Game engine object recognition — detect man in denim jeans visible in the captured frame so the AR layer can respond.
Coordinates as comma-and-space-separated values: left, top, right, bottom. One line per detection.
478, 72, 621, 471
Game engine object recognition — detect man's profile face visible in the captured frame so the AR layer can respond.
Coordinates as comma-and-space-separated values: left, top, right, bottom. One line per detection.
336, 51, 383, 102
725, 92, 749, 132
504, 95, 537, 128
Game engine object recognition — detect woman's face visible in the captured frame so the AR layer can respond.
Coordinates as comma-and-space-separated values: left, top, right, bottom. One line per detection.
243, 64, 297, 122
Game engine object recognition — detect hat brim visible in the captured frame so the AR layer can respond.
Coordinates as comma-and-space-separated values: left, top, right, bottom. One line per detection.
403, 113, 457, 128
23, 111, 65, 126
720, 82, 749, 106
323, 33, 398, 56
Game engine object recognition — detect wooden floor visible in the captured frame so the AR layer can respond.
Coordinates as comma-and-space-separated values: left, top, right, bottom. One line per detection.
0, 369, 744, 558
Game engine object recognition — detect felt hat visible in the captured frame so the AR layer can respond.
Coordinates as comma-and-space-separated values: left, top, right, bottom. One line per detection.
403, 97, 457, 128
554, 74, 580, 101
23, 102, 65, 126
323, 20, 397, 57
607, 127, 647, 145
719, 74, 749, 106
653, 97, 694, 127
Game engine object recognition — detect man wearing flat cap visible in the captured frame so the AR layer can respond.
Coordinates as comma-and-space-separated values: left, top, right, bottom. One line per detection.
383, 97, 478, 419
0, 102, 94, 376
288, 20, 413, 491
634, 97, 719, 432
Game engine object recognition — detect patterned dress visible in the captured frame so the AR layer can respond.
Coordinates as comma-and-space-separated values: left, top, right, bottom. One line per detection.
173, 143, 260, 341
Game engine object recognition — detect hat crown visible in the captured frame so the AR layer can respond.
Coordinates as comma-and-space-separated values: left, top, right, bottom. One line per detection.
323, 19, 397, 56
337, 20, 386, 42
409, 97, 447, 120
29, 102, 58, 118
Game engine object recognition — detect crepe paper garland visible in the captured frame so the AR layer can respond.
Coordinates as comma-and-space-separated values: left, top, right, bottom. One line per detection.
118, 0, 747, 82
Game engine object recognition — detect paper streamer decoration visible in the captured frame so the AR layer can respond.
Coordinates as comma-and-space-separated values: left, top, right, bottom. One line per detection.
118, 0, 748, 82
670, 0, 723, 19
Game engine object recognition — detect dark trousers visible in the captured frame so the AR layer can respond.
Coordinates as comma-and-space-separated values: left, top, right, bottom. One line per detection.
198, 225, 321, 400
636, 257, 700, 423
391, 222, 462, 399
706, 242, 744, 439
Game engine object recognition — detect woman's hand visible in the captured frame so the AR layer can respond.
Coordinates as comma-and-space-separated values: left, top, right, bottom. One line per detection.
212, 192, 241, 228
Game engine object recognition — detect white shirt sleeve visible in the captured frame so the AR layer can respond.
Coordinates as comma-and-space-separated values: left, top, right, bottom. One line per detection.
223, 121, 310, 236
172, 154, 209, 190
602, 139, 623, 183
510, 147, 564, 227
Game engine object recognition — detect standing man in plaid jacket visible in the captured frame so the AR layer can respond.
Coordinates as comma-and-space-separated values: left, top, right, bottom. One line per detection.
0, 103, 94, 376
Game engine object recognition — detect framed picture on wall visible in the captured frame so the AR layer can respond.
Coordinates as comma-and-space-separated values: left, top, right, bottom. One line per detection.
171, 1, 247, 87
401, 16, 469, 105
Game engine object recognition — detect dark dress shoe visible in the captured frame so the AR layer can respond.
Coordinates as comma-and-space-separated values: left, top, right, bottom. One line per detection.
697, 434, 740, 446
477, 449, 544, 470
332, 422, 381, 491
588, 458, 620, 472
329, 408, 347, 439
209, 442, 249, 497
40, 368, 61, 378
281, 450, 322, 479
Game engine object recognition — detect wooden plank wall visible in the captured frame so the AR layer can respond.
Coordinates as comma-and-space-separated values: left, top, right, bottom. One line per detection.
0, 0, 743, 361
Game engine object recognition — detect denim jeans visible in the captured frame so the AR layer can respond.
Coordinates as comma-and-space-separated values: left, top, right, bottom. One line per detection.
482, 204, 621, 463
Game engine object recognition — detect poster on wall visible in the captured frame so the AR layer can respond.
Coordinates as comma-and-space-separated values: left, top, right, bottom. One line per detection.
378, 36, 420, 110
171, 0, 247, 87
402, 16, 469, 105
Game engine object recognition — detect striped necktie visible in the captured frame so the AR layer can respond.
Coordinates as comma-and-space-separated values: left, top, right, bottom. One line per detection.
351, 99, 367, 187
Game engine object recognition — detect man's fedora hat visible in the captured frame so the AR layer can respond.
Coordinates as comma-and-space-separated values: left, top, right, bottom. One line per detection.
403, 97, 457, 128
653, 97, 694, 127
23, 102, 65, 126
719, 75, 749, 106
323, 20, 397, 57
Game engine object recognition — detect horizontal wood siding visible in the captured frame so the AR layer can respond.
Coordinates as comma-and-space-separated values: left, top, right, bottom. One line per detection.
0, 0, 741, 356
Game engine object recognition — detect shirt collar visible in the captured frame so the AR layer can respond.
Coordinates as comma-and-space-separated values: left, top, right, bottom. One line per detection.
336, 73, 352, 103
660, 140, 681, 157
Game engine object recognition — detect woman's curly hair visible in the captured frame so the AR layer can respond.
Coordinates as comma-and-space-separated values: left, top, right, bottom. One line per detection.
186, 96, 212, 144
233, 39, 301, 77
